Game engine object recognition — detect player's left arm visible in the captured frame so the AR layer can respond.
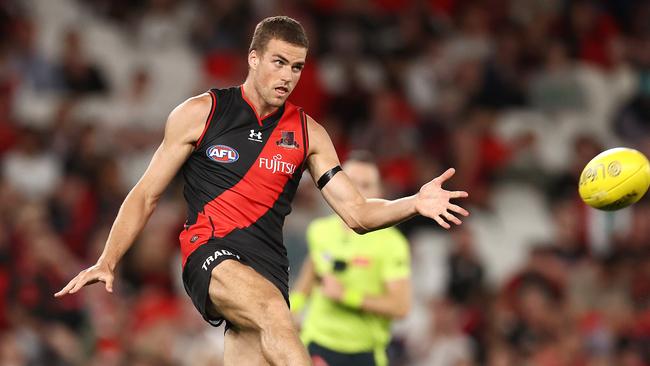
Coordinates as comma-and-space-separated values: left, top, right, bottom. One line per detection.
358, 279, 411, 319
321, 276, 411, 319
305, 116, 469, 232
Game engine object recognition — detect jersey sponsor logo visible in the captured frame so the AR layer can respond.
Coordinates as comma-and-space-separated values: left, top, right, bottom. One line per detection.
206, 145, 239, 163
201, 249, 241, 271
259, 154, 297, 175
249, 129, 263, 143
276, 131, 299, 149
351, 256, 371, 267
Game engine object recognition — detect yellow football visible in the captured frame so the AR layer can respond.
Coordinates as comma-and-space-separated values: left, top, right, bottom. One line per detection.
579, 148, 650, 210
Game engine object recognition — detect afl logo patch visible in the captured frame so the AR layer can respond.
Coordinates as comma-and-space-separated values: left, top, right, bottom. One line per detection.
207, 145, 239, 163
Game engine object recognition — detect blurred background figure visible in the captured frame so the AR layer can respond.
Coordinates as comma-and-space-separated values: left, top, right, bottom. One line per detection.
1, 0, 650, 364
291, 151, 412, 366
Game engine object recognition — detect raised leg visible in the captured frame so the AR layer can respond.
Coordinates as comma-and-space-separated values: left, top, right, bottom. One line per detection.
208, 260, 310, 366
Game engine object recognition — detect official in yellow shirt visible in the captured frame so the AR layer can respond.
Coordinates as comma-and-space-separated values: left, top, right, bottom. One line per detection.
291, 151, 412, 366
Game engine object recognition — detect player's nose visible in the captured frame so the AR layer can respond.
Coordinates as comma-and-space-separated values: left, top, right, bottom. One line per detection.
280, 66, 292, 82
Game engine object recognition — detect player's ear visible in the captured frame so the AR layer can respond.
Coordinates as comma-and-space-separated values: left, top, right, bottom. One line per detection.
248, 50, 259, 70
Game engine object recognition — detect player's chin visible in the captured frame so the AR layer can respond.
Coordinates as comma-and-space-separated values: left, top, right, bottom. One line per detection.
269, 94, 289, 106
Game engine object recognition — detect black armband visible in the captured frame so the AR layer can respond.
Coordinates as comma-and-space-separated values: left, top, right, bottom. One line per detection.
317, 165, 342, 190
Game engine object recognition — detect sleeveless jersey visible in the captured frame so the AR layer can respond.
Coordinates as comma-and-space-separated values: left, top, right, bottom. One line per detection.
179, 86, 309, 282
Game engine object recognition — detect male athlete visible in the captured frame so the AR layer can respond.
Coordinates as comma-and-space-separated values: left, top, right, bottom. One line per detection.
291, 151, 411, 366
55, 16, 469, 366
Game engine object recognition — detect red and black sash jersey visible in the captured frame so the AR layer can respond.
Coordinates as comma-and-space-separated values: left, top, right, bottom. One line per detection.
179, 86, 309, 270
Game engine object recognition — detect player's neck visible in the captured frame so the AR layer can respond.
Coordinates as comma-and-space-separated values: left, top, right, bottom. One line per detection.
241, 80, 278, 119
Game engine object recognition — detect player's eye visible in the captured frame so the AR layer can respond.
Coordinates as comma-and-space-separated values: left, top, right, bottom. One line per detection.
292, 65, 303, 72
274, 60, 284, 66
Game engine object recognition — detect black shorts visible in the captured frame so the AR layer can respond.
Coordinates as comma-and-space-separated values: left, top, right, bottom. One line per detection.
182, 238, 290, 328
308, 342, 377, 366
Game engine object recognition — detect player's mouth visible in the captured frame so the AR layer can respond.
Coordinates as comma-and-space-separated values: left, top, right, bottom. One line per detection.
274, 86, 289, 96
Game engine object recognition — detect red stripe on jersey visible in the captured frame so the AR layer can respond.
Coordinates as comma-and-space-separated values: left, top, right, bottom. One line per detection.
179, 211, 214, 265
304, 113, 310, 152
194, 90, 217, 148
180, 102, 305, 265
300, 110, 309, 160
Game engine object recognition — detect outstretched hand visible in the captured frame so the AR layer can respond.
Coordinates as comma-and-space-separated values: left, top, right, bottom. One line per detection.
415, 168, 469, 229
54, 262, 114, 298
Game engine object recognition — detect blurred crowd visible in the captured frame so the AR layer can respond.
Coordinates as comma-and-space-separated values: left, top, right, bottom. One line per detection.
1, 0, 650, 365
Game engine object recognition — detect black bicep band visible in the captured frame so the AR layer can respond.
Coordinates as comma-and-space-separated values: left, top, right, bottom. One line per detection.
317, 165, 342, 190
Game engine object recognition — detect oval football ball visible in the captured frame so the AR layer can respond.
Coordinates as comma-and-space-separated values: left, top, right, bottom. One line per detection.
579, 148, 650, 210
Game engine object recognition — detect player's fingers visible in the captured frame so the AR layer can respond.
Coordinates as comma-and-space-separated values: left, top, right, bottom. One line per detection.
443, 211, 462, 225
68, 274, 95, 294
433, 168, 455, 185
448, 191, 469, 199
103, 275, 114, 293
448, 204, 470, 217
54, 278, 78, 298
67, 280, 85, 294
433, 215, 451, 229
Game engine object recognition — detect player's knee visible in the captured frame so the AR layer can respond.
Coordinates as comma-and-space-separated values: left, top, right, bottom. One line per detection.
259, 321, 299, 348
255, 295, 293, 329
259, 308, 299, 345
207, 261, 292, 331
231, 296, 292, 333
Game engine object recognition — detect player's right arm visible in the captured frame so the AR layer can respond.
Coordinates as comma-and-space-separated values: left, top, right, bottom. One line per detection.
54, 93, 213, 297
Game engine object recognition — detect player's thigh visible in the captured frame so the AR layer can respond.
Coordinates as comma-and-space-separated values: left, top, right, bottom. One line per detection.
208, 259, 292, 331
224, 327, 269, 366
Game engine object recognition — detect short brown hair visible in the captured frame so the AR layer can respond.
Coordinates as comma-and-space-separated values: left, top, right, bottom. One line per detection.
249, 16, 309, 53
